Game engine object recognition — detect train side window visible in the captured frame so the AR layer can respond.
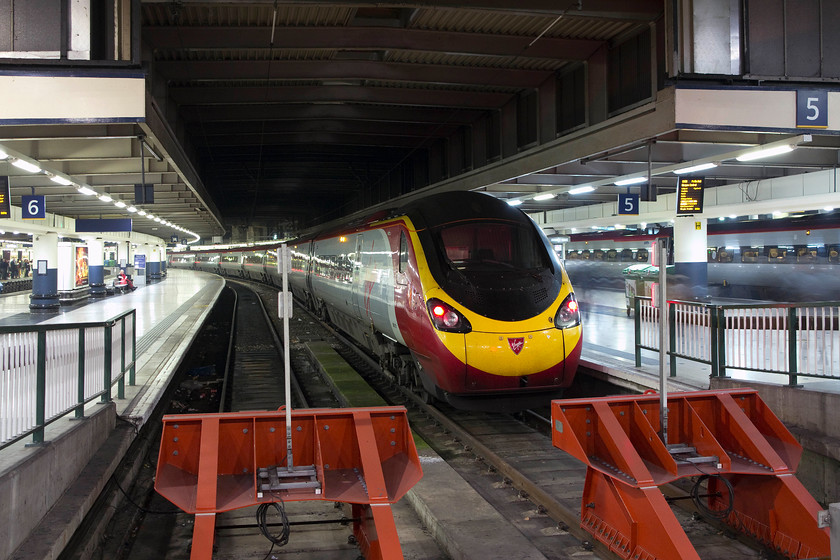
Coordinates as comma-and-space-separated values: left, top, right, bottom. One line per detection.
399, 231, 409, 273
741, 247, 759, 263
829, 245, 840, 264
619, 249, 633, 261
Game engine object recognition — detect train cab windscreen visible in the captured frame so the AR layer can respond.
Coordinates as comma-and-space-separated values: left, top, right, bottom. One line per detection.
432, 220, 561, 321
438, 221, 551, 273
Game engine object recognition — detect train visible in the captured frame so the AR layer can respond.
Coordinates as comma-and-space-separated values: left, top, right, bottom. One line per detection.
562, 212, 840, 302
169, 191, 582, 411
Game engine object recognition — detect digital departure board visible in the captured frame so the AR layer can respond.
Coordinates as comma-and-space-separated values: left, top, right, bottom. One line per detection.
676, 177, 704, 215
0, 177, 10, 219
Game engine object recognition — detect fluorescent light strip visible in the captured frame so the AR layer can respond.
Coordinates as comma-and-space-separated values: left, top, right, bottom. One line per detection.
673, 162, 718, 175
533, 193, 556, 201
11, 158, 41, 174
568, 186, 595, 195
77, 186, 97, 196
50, 174, 73, 186
735, 144, 795, 162
614, 177, 647, 186
507, 199, 523, 206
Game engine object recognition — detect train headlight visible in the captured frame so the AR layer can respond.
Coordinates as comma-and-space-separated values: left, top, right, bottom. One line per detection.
427, 298, 472, 333
554, 293, 581, 329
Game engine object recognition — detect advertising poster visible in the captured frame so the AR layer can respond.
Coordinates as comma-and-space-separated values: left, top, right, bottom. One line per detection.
75, 246, 89, 287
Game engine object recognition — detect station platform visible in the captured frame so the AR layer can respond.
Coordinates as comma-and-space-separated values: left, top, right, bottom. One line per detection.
577, 287, 840, 395
0, 269, 225, 560
0, 272, 837, 559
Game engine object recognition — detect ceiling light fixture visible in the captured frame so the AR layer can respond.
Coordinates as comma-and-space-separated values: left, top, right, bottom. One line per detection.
534, 193, 556, 201
127, 206, 138, 213
569, 186, 595, 194
673, 162, 718, 175
11, 158, 41, 174
507, 199, 523, 206
50, 174, 73, 186
736, 144, 795, 162
77, 186, 97, 196
614, 177, 647, 186
98, 194, 112, 203
114, 200, 127, 208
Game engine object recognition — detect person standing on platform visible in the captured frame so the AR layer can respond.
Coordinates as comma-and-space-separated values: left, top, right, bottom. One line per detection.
0, 259, 7, 280
10, 259, 18, 279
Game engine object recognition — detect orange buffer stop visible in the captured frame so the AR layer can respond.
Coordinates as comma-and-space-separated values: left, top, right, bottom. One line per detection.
551, 389, 829, 560
155, 406, 422, 560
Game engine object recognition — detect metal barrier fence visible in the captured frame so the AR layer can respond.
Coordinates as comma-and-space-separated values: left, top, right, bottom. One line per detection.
0, 310, 136, 449
634, 297, 840, 386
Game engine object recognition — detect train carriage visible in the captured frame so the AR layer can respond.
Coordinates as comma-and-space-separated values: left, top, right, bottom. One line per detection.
172, 191, 582, 410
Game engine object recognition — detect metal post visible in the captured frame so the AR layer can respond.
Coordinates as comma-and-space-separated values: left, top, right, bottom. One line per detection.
717, 307, 728, 378
658, 239, 668, 444
669, 301, 677, 377
788, 306, 799, 387
129, 311, 136, 386
710, 306, 719, 378
281, 244, 294, 470
102, 323, 113, 403
32, 331, 47, 444
118, 317, 125, 399
634, 296, 642, 367
76, 327, 85, 419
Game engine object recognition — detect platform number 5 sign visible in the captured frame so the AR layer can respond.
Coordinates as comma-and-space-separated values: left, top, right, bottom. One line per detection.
797, 90, 828, 129
618, 193, 639, 215
22, 194, 46, 219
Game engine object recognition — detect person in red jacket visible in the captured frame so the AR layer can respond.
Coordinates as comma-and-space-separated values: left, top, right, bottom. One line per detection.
118, 269, 136, 292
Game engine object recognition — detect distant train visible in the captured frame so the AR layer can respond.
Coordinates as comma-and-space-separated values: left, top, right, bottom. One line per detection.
562, 213, 840, 301
170, 191, 582, 410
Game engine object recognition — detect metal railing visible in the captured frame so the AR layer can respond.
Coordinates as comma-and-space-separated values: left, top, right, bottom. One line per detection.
634, 297, 840, 386
0, 310, 136, 449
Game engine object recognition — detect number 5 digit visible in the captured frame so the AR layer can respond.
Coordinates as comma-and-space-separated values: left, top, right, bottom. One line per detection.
806, 97, 820, 121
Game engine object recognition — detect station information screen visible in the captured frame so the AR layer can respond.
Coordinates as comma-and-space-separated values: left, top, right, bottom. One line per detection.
676, 177, 704, 215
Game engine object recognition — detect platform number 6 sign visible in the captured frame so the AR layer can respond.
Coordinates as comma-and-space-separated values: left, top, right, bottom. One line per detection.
22, 194, 46, 219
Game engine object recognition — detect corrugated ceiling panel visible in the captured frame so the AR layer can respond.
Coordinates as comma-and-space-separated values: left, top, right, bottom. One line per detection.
409, 8, 633, 41
368, 80, 519, 94
384, 50, 565, 71
142, 4, 354, 27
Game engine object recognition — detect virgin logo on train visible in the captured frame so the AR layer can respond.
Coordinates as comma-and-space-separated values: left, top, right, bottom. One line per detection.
508, 338, 525, 355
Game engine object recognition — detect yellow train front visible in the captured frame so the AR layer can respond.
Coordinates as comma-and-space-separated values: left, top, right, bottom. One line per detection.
391, 191, 582, 410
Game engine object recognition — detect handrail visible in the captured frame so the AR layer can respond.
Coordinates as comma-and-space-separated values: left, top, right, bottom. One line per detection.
634, 297, 840, 386
0, 309, 137, 449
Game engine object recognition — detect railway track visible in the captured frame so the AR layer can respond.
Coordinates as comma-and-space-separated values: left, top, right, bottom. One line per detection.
93, 281, 443, 560
253, 285, 780, 560
88, 279, 781, 560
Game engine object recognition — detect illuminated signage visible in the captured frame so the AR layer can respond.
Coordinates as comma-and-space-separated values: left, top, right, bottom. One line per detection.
676, 177, 704, 215
0, 177, 10, 218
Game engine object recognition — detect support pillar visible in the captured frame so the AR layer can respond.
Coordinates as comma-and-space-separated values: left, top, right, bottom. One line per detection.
30, 233, 59, 310
88, 237, 106, 297
673, 216, 708, 299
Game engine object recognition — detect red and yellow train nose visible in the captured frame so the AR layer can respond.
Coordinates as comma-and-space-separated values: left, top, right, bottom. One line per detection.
425, 290, 582, 393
